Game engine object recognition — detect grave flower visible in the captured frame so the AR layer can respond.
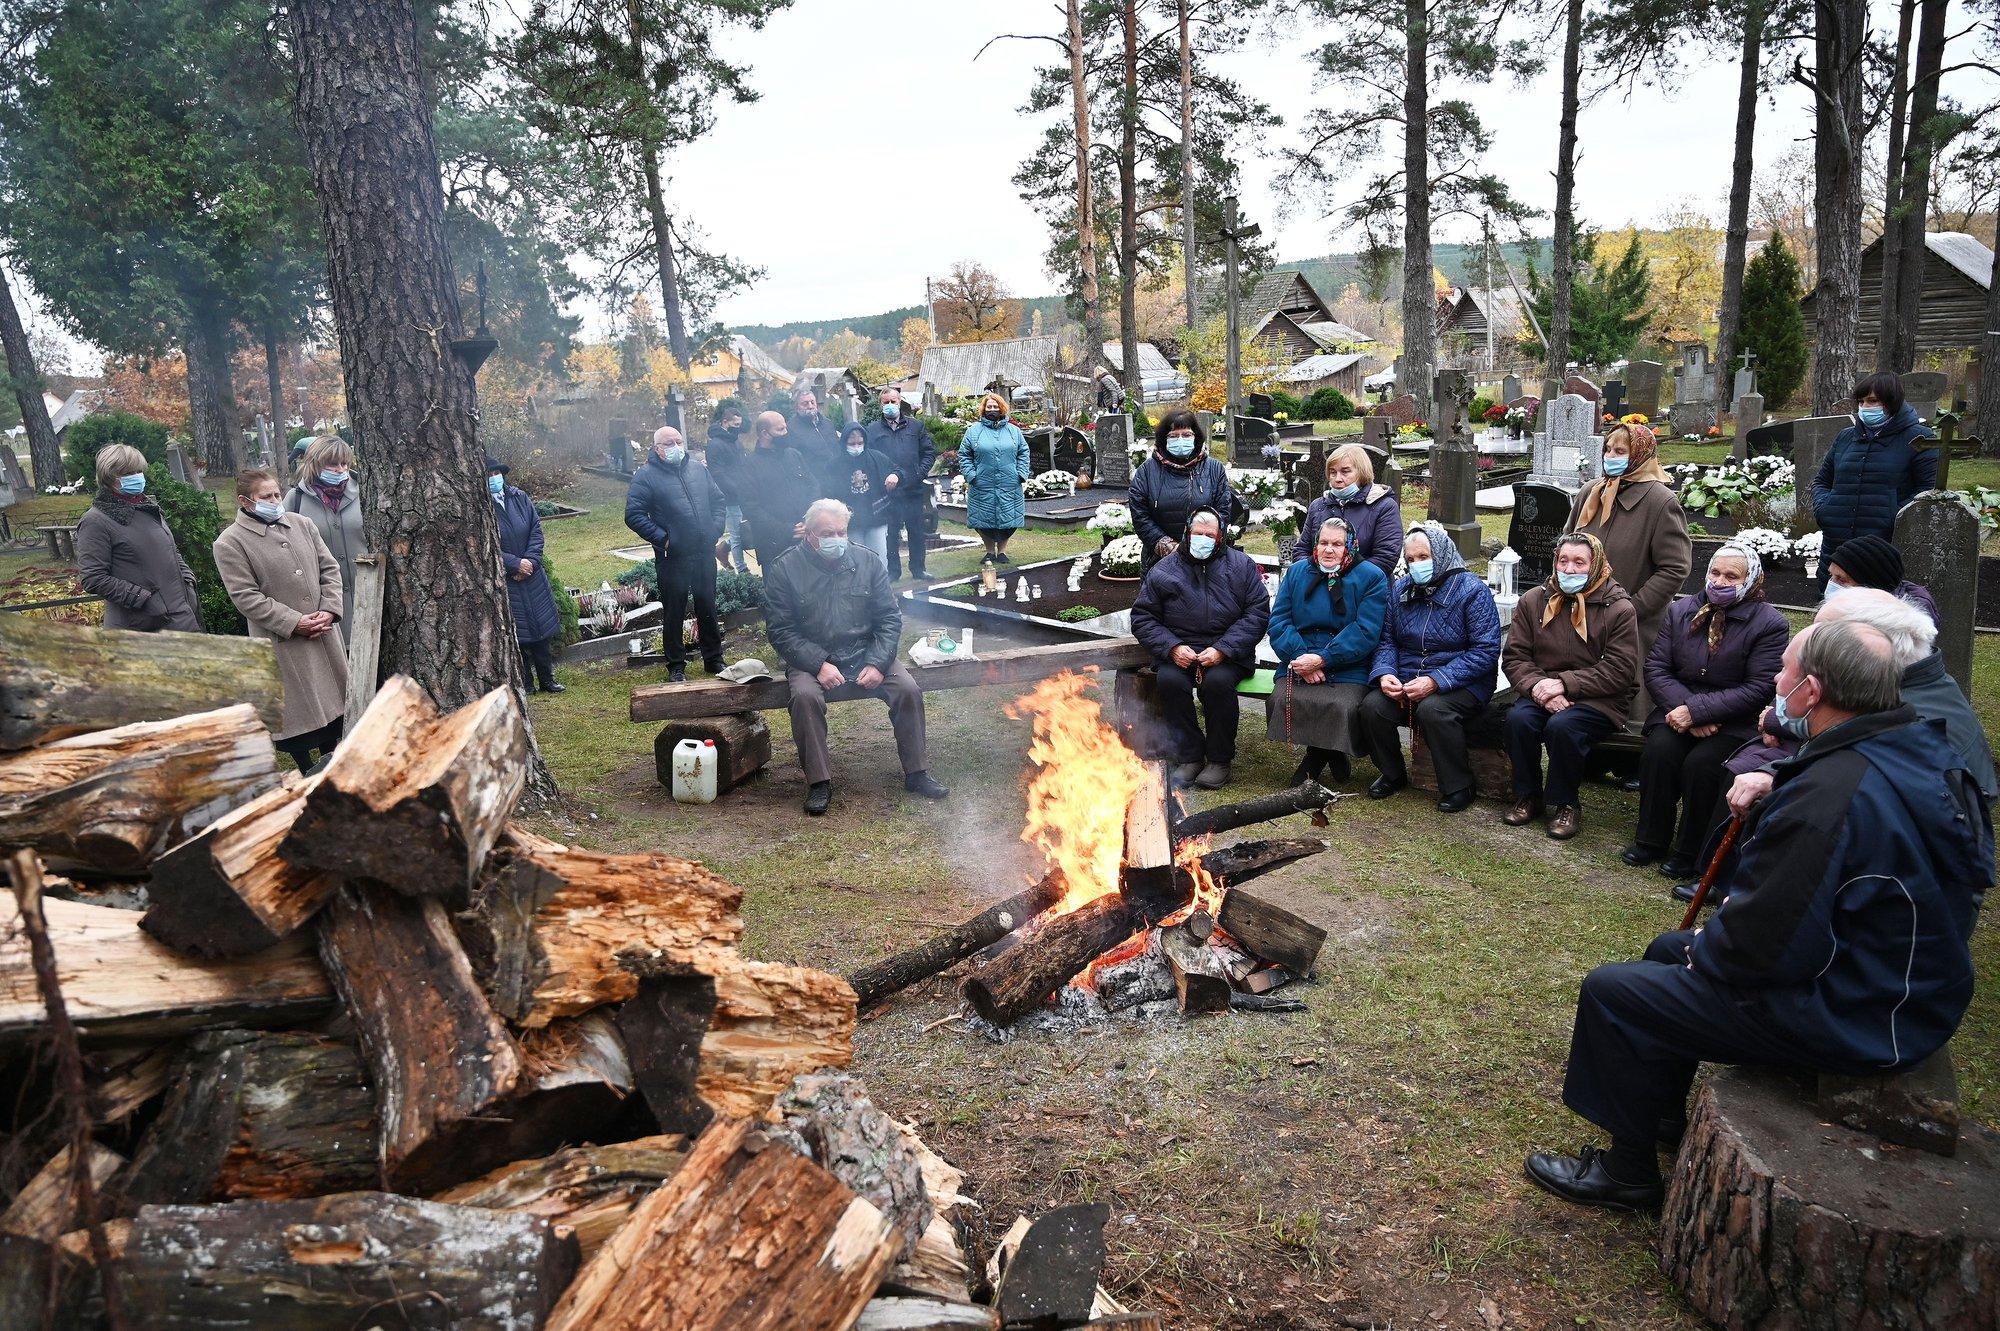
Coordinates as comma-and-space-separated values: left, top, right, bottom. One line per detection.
1227, 466, 1288, 508
1484, 404, 1507, 423
1099, 533, 1145, 577
1024, 469, 1076, 500
1791, 531, 1822, 560
1249, 498, 1306, 549
1732, 527, 1791, 561
1085, 501, 1133, 537
1620, 412, 1650, 426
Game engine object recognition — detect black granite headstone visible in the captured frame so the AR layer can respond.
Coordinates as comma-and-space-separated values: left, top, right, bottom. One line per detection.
1094, 414, 1133, 488
1508, 482, 1572, 589
1741, 420, 1793, 458
1895, 492, 1980, 692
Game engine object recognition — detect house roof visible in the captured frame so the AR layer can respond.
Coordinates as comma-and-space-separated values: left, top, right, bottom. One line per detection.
917, 335, 1063, 397
1918, 232, 1993, 288
1299, 320, 1375, 348
692, 334, 795, 388
1276, 352, 1368, 384
1437, 286, 1527, 339
1196, 269, 1337, 327
1101, 342, 1180, 377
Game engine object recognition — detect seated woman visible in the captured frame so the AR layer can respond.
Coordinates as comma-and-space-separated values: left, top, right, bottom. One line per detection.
1130, 505, 1271, 790
1294, 444, 1403, 576
1359, 522, 1503, 813
1266, 516, 1390, 788
1625, 542, 1789, 876
1826, 534, 1941, 629
1502, 533, 1641, 840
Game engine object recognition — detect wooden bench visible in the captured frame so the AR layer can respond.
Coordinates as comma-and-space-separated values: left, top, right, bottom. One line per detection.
37, 525, 77, 561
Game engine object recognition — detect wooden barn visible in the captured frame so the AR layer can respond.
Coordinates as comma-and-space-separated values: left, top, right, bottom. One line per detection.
1799, 231, 1994, 363
1435, 286, 1534, 373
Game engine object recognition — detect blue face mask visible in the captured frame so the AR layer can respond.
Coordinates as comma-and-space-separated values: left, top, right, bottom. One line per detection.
1165, 434, 1197, 459
1187, 533, 1217, 559
117, 473, 147, 495
1601, 456, 1629, 477
660, 446, 687, 466
1408, 559, 1434, 585
318, 469, 347, 486
1772, 676, 1814, 740
846, 443, 865, 456
1557, 570, 1590, 595
881, 401, 900, 419
252, 499, 284, 522
1331, 482, 1360, 501
1857, 404, 1887, 428
818, 536, 849, 560
487, 473, 505, 495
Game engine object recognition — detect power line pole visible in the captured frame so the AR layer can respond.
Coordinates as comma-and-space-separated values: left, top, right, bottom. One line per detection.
1178, 0, 1197, 348
925, 277, 936, 339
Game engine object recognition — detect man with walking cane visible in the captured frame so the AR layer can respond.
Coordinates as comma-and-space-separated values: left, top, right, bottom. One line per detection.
1525, 620, 1992, 1212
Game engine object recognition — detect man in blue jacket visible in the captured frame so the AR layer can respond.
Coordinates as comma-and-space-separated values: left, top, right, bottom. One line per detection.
862, 387, 936, 583
1527, 619, 1992, 1211
624, 425, 728, 683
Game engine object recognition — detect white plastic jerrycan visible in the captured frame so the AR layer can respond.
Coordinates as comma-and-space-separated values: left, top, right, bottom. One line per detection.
671, 738, 718, 804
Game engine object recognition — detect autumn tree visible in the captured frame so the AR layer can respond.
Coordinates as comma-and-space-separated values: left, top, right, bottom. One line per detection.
899, 316, 933, 370
1634, 212, 1723, 347
814, 329, 875, 368
935, 262, 1022, 342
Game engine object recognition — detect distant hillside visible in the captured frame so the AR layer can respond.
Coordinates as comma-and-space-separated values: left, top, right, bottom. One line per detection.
735, 295, 1069, 349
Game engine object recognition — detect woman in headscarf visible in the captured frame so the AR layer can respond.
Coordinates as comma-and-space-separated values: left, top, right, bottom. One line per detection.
1501, 532, 1642, 840
1624, 541, 1790, 875
1127, 410, 1239, 572
1826, 534, 1941, 629
1359, 521, 1503, 812
958, 391, 1031, 564
284, 434, 364, 637
1267, 516, 1390, 788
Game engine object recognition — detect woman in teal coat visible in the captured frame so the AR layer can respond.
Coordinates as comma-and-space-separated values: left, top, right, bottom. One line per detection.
1266, 516, 1390, 787
958, 391, 1031, 563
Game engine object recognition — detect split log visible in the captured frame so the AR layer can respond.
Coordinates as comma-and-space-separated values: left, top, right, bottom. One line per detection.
654, 713, 772, 792
887, 1124, 972, 1302
85, 1042, 175, 1124
448, 1013, 636, 1183
118, 1029, 377, 1209
0, 1232, 96, 1331
0, 613, 282, 750
1243, 966, 1293, 995
141, 777, 336, 958
857, 1299, 998, 1330
987, 1213, 1127, 1321
1216, 887, 1328, 978
545, 1117, 900, 1331
1660, 1068, 2000, 1330
771, 1071, 931, 1260
698, 954, 858, 1121
459, 836, 741, 1027
281, 675, 526, 901
845, 873, 1065, 1012
613, 955, 717, 1135
0, 1145, 124, 1240
1159, 920, 1231, 1015
1171, 780, 1336, 843
315, 881, 524, 1194
1816, 1045, 1960, 1156
993, 1203, 1111, 1331
115, 1192, 580, 1331
1119, 762, 1179, 922
1195, 835, 1326, 887
961, 894, 1135, 1027
434, 1133, 689, 1264
0, 891, 331, 1045
0, 705, 281, 875
1229, 991, 1307, 1013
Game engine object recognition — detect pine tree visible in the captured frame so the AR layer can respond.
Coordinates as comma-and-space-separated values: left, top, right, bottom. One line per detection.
1736, 233, 1808, 411
1521, 230, 1651, 367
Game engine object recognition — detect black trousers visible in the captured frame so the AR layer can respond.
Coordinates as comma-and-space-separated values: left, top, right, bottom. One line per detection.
519, 637, 558, 689
1358, 686, 1485, 796
1154, 660, 1250, 763
275, 717, 344, 774
883, 502, 926, 578
657, 554, 723, 668
1506, 698, 1619, 807
1634, 725, 1749, 859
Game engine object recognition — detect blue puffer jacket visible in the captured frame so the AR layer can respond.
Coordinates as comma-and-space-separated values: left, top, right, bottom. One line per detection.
1269, 557, 1388, 684
959, 419, 1030, 530
1368, 567, 1503, 702
1692, 709, 1991, 1071
1811, 404, 1938, 548
1130, 513, 1272, 670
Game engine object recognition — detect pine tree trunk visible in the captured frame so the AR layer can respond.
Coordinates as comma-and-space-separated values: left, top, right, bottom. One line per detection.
1875, 0, 1915, 370
1885, 0, 1948, 375
1118, 0, 1141, 403
626, 0, 689, 369
1400, 0, 1435, 419
1809, 0, 1867, 413
1714, 0, 1764, 406
184, 300, 239, 477
262, 320, 286, 435
1069, 0, 1105, 370
0, 264, 63, 489
1177, 0, 1197, 347
1547, 0, 1582, 377
1976, 237, 2000, 455
289, 0, 530, 721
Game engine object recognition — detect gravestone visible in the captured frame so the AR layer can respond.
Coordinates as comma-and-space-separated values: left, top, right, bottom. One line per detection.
1093, 414, 1133, 488
1026, 429, 1054, 475
166, 443, 196, 487
1362, 415, 1393, 452
1373, 393, 1418, 428
1, 446, 27, 494
1508, 482, 1574, 590
1895, 491, 1980, 691
1674, 343, 1712, 403
1601, 380, 1627, 421
1730, 393, 1764, 459
1562, 374, 1602, 404
1502, 374, 1522, 403
1903, 371, 1948, 423
1247, 391, 1275, 419
1740, 419, 1793, 459
840, 382, 863, 430
1731, 351, 1758, 416
1670, 400, 1718, 436
607, 418, 634, 476
1426, 369, 1481, 558
1787, 415, 1849, 537
1530, 393, 1602, 489
1625, 359, 1664, 419
1231, 414, 1276, 466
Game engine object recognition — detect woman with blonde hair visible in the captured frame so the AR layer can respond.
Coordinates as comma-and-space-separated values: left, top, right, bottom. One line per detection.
284, 433, 365, 635
957, 390, 1030, 563
1294, 442, 1404, 576
75, 443, 203, 632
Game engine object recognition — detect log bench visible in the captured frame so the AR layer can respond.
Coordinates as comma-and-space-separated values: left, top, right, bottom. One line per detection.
37, 525, 77, 561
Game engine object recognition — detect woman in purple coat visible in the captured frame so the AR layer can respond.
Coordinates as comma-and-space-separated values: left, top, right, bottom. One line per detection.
1292, 444, 1404, 577
1622, 541, 1789, 876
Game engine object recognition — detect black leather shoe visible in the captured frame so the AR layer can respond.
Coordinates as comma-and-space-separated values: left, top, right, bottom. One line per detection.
1620, 844, 1662, 867
1523, 1148, 1664, 1212
1367, 774, 1406, 800
668, 664, 687, 683
1671, 880, 1699, 904
703, 659, 726, 675
804, 781, 832, 816
539, 681, 566, 694
1657, 857, 1697, 879
1435, 788, 1475, 813
904, 771, 949, 800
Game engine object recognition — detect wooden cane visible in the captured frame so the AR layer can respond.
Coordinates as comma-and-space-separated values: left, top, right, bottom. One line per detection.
1677, 814, 1745, 930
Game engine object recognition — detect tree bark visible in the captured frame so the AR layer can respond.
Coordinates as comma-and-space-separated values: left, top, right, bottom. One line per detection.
1068, 0, 1105, 366
1547, 0, 1582, 378
1713, 0, 1765, 406
183, 298, 239, 477
1177, 0, 1197, 347
696, 954, 857, 1121
1884, 0, 1948, 374
626, 0, 691, 368
290, 0, 532, 720
1401, 0, 1435, 419
1809, 0, 1867, 412
0, 264, 63, 489
1117, 0, 1142, 402
1976, 238, 2000, 454
1875, 0, 1915, 370
262, 319, 286, 434
1215, 887, 1328, 977
141, 778, 338, 958
433, 1134, 690, 1265
1170, 779, 1335, 841
846, 873, 1066, 1011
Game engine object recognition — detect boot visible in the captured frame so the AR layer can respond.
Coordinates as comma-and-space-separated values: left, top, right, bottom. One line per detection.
803, 781, 832, 816
1193, 762, 1231, 790
904, 771, 950, 800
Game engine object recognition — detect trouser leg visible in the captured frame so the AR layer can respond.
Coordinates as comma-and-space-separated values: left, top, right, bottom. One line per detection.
901, 506, 927, 576
681, 556, 723, 667
879, 661, 929, 775
1152, 661, 1206, 762
1413, 689, 1481, 797
1673, 734, 1743, 861
1634, 726, 1695, 850
786, 669, 834, 785
1543, 706, 1619, 807
524, 637, 557, 689
859, 525, 888, 563
1194, 662, 1249, 762
882, 516, 904, 578
724, 505, 749, 571
658, 556, 692, 667
1358, 687, 1408, 781
1505, 698, 1552, 800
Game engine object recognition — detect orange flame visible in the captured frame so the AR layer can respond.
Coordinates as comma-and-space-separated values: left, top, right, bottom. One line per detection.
1004, 671, 1150, 913
1175, 833, 1226, 919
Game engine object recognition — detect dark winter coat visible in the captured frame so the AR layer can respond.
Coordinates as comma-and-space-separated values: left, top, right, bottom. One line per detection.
1268, 557, 1389, 685
1295, 485, 1405, 578
1692, 708, 1991, 1072
763, 541, 901, 678
493, 485, 561, 646
1503, 582, 1643, 724
829, 447, 899, 531
863, 415, 937, 509
624, 453, 724, 562
1811, 404, 1939, 550
705, 425, 746, 504
1642, 593, 1790, 732
76, 492, 203, 633
1127, 450, 1240, 570
1130, 539, 1271, 671
737, 444, 824, 555
788, 411, 845, 493
1368, 568, 1503, 703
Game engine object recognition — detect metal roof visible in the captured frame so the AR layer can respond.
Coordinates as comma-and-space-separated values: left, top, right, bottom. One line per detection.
1921, 232, 1994, 288
916, 335, 1064, 396
1299, 320, 1375, 348
1276, 353, 1367, 383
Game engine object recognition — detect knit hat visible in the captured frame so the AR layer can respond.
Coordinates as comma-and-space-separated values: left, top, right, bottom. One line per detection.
1829, 535, 1903, 591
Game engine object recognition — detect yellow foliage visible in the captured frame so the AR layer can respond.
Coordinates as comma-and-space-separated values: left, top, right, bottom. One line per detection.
565, 343, 623, 394
1180, 314, 1283, 414
637, 347, 689, 405
899, 316, 932, 370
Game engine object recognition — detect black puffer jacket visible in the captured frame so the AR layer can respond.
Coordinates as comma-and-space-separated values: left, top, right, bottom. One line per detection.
1128, 447, 1242, 570
763, 542, 901, 677
788, 411, 845, 493
624, 453, 724, 560
738, 444, 825, 554
1129, 507, 1271, 670
863, 416, 937, 508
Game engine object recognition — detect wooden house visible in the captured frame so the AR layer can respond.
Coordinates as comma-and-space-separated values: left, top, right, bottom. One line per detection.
1799, 231, 1994, 363
690, 334, 795, 403
1435, 286, 1533, 373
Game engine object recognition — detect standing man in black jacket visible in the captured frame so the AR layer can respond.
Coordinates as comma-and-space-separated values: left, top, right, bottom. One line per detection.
705, 398, 749, 573
625, 425, 728, 682
738, 411, 824, 573
788, 386, 844, 495
862, 386, 936, 583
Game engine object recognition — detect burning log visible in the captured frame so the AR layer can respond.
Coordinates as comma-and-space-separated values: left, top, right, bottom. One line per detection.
961, 894, 1134, 1027
1216, 887, 1329, 979
1159, 916, 1232, 1015
845, 873, 1065, 1011
1171, 779, 1338, 843
1194, 836, 1326, 888
433, 1134, 690, 1265
140, 777, 337, 958
1117, 762, 1177, 921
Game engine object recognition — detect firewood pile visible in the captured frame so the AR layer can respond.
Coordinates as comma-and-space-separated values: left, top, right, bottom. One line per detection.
0, 619, 1164, 1329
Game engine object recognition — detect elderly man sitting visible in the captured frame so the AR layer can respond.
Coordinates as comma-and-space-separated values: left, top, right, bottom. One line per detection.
763, 498, 949, 815
1526, 620, 1993, 1211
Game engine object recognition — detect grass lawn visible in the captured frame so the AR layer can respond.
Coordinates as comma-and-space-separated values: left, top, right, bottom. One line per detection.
525, 473, 1999, 1330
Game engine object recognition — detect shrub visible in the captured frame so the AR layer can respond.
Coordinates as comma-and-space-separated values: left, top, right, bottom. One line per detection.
1469, 394, 1496, 422
615, 563, 765, 617
1056, 604, 1102, 622
1303, 386, 1355, 420
1738, 234, 1808, 412
545, 555, 581, 648
146, 464, 240, 634
927, 418, 967, 459
1269, 389, 1304, 419
64, 412, 170, 487
501, 446, 577, 498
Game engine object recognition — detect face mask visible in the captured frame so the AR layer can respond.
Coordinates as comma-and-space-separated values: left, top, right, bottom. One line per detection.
1165, 434, 1196, 459
318, 469, 347, 487
1857, 405, 1887, 428
251, 499, 283, 521
983, 409, 1004, 423
817, 536, 848, 560
1317, 555, 1344, 574
1602, 456, 1630, 477
660, 446, 687, 466
1408, 559, 1434, 585
1187, 533, 1217, 559
117, 473, 146, 495
1557, 571, 1590, 595
847, 443, 865, 456
1706, 581, 1741, 606
1772, 676, 1815, 740
1331, 482, 1360, 501
881, 401, 900, 419
1822, 582, 1852, 605
487, 473, 505, 495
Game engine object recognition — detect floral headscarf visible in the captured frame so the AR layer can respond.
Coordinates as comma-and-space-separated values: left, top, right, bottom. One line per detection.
1312, 516, 1355, 612
1688, 541, 1764, 650
1540, 530, 1614, 639
1574, 423, 1671, 529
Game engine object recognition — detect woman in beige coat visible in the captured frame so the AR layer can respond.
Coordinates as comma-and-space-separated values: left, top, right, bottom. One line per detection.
213, 468, 349, 772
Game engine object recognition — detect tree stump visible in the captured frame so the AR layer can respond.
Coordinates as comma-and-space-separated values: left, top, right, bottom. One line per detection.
1660, 1068, 2000, 1330
1408, 727, 1513, 798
